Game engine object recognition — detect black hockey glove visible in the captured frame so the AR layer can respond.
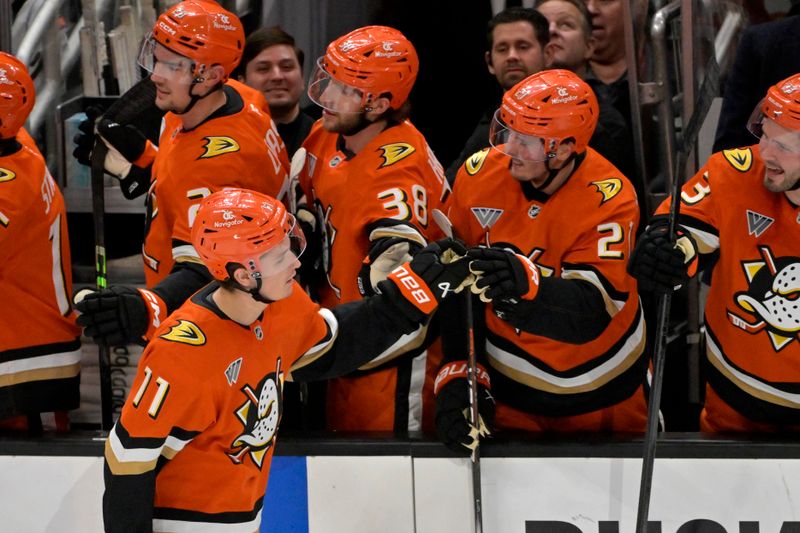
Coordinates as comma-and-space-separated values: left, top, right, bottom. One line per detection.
358, 237, 422, 297
74, 286, 149, 346
72, 105, 103, 166
382, 238, 474, 321
628, 218, 698, 294
434, 361, 494, 455
467, 247, 541, 303
295, 204, 325, 289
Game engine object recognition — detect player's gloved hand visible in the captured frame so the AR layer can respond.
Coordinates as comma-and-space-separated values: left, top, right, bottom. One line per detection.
72, 106, 104, 166
295, 203, 324, 287
358, 237, 422, 297
95, 119, 149, 163
434, 361, 494, 455
467, 247, 540, 303
383, 238, 475, 319
74, 286, 149, 346
627, 218, 698, 293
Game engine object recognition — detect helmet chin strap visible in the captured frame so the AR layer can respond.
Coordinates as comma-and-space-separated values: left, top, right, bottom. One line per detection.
173, 74, 221, 116
534, 152, 576, 191
341, 111, 375, 136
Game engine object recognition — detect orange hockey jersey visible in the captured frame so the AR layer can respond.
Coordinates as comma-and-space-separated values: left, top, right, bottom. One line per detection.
0, 133, 81, 418
104, 280, 429, 531
143, 80, 290, 287
298, 119, 450, 432
448, 147, 647, 428
655, 145, 800, 429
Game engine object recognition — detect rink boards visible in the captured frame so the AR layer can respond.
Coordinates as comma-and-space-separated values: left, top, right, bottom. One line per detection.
2, 434, 800, 532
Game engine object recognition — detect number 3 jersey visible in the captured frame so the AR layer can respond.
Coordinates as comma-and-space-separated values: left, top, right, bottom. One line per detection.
655, 145, 800, 428
448, 147, 646, 422
0, 130, 81, 418
143, 80, 290, 287
298, 120, 450, 432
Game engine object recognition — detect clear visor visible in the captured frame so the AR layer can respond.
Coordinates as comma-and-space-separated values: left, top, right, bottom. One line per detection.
137, 33, 196, 85
256, 215, 306, 276
489, 109, 551, 162
747, 100, 800, 155
307, 57, 366, 114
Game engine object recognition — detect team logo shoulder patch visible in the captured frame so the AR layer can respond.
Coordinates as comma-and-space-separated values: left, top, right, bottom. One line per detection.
471, 207, 503, 229
746, 210, 774, 237
465, 148, 490, 176
199, 136, 240, 159
160, 320, 206, 345
0, 168, 16, 183
378, 142, 415, 167
722, 148, 752, 172
590, 178, 623, 204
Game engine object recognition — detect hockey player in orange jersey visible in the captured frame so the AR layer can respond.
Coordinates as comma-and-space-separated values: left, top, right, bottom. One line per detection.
0, 53, 81, 431
74, 1, 290, 347
297, 26, 452, 432
629, 73, 800, 433
102, 188, 472, 532
436, 70, 647, 453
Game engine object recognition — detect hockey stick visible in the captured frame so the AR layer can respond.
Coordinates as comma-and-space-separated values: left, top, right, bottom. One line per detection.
432, 208, 483, 533
634, 56, 719, 533
91, 139, 114, 432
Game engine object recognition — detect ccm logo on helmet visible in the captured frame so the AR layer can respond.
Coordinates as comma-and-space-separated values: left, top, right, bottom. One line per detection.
158, 21, 177, 36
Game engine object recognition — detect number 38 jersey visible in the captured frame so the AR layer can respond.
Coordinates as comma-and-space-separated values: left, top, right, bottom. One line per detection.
449, 147, 646, 421
143, 80, 290, 287
655, 145, 800, 428
298, 119, 450, 432
0, 130, 81, 418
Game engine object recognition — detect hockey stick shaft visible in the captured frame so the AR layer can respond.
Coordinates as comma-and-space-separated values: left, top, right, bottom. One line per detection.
635, 55, 719, 533
91, 140, 114, 432
432, 209, 483, 533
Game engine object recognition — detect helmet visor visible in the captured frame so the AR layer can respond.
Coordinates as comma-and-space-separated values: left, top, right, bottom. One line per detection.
137, 34, 196, 85
748, 99, 800, 155
307, 57, 365, 114
257, 215, 307, 275
489, 109, 549, 162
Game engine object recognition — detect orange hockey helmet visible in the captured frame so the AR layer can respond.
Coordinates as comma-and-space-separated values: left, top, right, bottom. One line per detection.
490, 69, 599, 161
191, 188, 305, 281
141, 0, 244, 82
748, 73, 800, 139
308, 25, 419, 111
0, 52, 35, 139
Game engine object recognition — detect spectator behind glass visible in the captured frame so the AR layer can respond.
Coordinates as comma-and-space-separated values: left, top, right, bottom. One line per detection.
234, 26, 314, 156
536, 0, 638, 200
712, 15, 800, 152
445, 7, 550, 182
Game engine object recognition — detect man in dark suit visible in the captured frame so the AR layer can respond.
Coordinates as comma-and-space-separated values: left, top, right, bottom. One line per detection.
713, 15, 800, 151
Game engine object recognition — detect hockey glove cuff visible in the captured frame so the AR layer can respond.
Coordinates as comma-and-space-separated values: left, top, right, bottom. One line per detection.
434, 361, 494, 455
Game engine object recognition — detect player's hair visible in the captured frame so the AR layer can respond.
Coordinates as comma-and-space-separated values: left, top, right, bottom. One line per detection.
233, 26, 305, 80
486, 7, 550, 50
535, 0, 592, 41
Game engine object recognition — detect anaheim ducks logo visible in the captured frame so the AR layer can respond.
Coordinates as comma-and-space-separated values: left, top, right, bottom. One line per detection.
159, 320, 206, 345
723, 148, 752, 172
378, 142, 415, 167
227, 359, 283, 468
590, 178, 622, 204
199, 136, 240, 159
0, 168, 15, 183
727, 246, 800, 351
465, 148, 490, 175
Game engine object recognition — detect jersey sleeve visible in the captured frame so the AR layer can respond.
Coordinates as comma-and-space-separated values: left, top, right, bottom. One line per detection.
103, 346, 215, 532
654, 152, 724, 255
0, 150, 40, 253
363, 165, 431, 247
